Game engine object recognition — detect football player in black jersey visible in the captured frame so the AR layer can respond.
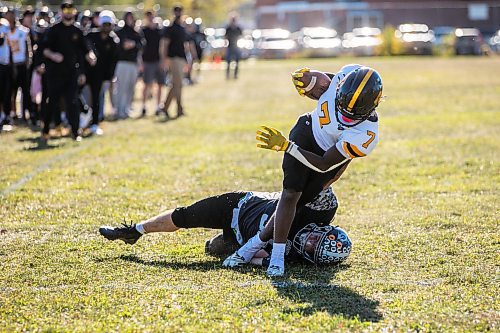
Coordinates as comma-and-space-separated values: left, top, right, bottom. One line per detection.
99, 188, 352, 267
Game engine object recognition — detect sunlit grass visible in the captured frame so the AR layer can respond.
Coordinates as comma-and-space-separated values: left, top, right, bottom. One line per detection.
1, 56, 499, 332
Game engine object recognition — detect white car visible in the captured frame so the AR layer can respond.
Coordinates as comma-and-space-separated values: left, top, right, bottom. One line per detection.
293, 27, 341, 58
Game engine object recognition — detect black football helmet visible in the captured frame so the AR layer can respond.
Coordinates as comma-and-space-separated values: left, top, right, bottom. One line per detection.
335, 66, 383, 123
293, 223, 352, 264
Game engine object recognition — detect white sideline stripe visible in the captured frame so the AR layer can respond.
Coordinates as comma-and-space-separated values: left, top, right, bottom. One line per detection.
0, 146, 86, 197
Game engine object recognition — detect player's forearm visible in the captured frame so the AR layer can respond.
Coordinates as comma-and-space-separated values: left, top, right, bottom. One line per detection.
287, 143, 347, 173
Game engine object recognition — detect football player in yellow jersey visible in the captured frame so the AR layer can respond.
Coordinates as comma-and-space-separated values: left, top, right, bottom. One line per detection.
223, 65, 383, 277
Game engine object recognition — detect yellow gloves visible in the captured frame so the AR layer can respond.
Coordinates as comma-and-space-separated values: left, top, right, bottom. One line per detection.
291, 67, 310, 97
256, 126, 290, 152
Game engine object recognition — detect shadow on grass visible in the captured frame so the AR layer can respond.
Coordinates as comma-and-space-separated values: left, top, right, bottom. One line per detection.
114, 253, 225, 271
116, 254, 381, 322
17, 136, 67, 151
273, 264, 382, 322
24, 142, 64, 151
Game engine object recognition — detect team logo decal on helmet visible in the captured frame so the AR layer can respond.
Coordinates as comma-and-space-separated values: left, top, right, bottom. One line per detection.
293, 223, 352, 264
335, 66, 383, 124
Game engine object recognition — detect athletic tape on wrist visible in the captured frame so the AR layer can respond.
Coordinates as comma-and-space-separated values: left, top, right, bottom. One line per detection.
287, 142, 348, 173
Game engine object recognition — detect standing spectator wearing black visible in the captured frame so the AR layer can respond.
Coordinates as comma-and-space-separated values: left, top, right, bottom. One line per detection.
114, 12, 143, 119
0, 15, 12, 128
190, 19, 206, 83
160, 6, 196, 118
20, 8, 36, 124
42, 1, 96, 142
85, 10, 119, 136
141, 11, 165, 117
225, 15, 242, 80
4, 9, 32, 122
31, 18, 49, 126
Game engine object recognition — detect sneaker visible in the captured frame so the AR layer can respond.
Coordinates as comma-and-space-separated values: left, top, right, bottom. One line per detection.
222, 251, 248, 268
90, 125, 104, 136
155, 106, 163, 116
99, 222, 142, 245
267, 265, 285, 277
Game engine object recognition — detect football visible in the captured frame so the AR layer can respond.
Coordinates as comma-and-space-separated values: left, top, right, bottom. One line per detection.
300, 70, 332, 100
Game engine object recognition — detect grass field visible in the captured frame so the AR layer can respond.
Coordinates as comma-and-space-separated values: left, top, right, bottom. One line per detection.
1, 57, 499, 332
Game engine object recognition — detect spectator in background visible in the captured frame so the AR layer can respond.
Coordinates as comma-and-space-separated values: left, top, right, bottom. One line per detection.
90, 10, 101, 29
20, 8, 37, 125
5, 9, 32, 123
141, 11, 165, 117
42, 0, 96, 142
86, 10, 119, 136
78, 10, 91, 33
0, 15, 12, 128
225, 15, 242, 80
114, 11, 143, 119
160, 5, 196, 118
190, 19, 206, 83
31, 17, 49, 126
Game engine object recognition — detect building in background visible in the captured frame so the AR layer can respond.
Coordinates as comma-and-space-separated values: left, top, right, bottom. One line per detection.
255, 0, 500, 34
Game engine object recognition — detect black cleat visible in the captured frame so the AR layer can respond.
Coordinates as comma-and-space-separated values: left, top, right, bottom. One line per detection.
99, 222, 142, 245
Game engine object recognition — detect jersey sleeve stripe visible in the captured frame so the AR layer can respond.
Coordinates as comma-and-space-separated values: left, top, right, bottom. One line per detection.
345, 142, 365, 158
342, 142, 356, 159
347, 69, 374, 111
349, 143, 366, 157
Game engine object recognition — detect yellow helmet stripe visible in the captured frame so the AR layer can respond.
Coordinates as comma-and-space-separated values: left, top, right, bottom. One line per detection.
347, 69, 374, 111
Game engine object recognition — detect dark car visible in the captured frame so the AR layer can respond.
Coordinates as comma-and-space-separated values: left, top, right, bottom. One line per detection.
395, 24, 434, 55
454, 28, 483, 55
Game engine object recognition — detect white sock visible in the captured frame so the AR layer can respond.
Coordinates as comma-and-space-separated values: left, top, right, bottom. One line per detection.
269, 243, 286, 270
135, 223, 146, 235
237, 234, 267, 262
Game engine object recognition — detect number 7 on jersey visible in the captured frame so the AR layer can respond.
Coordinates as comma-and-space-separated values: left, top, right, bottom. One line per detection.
319, 102, 331, 128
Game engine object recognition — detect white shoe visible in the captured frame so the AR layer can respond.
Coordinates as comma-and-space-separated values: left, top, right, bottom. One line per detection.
267, 265, 285, 277
223, 252, 248, 268
90, 125, 104, 136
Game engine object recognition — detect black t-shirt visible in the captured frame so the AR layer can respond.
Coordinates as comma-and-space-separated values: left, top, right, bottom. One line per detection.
45, 22, 90, 75
225, 24, 242, 49
163, 22, 188, 59
86, 30, 119, 81
116, 25, 143, 62
141, 26, 161, 62
237, 190, 337, 260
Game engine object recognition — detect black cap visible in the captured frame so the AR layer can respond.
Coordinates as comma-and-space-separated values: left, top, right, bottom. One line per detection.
61, 1, 75, 9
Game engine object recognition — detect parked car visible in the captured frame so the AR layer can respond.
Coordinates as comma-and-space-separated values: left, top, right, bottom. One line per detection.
292, 27, 341, 58
454, 28, 484, 55
254, 29, 297, 59
342, 27, 383, 56
395, 24, 434, 55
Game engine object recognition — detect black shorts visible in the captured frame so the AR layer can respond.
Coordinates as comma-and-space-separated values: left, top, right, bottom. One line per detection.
283, 114, 345, 207
171, 192, 246, 240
